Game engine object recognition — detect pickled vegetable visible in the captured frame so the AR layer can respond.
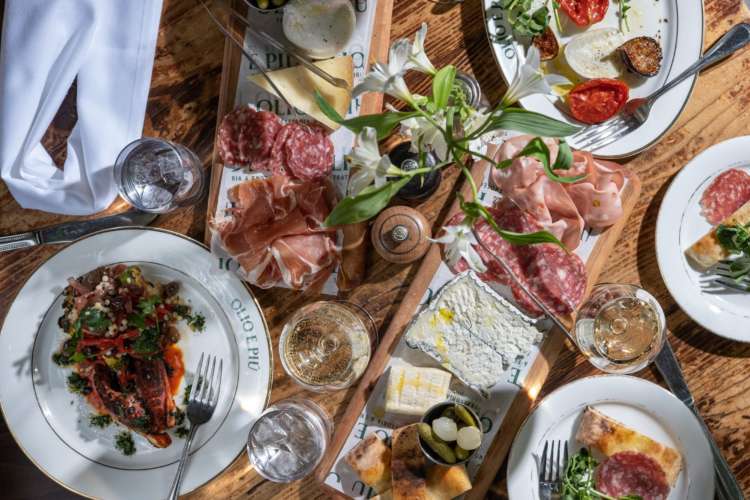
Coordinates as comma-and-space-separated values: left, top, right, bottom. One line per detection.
456, 426, 482, 451
432, 417, 458, 441
455, 445, 470, 461
453, 404, 476, 427
256, 0, 269, 9
418, 423, 457, 464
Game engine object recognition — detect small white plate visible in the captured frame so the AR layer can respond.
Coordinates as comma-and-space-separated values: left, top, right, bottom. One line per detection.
0, 227, 273, 499
483, 0, 704, 158
656, 135, 750, 342
507, 375, 714, 499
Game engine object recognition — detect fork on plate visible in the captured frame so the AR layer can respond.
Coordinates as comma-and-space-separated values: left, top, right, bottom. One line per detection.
539, 439, 568, 500
167, 353, 223, 500
712, 259, 750, 292
571, 23, 750, 153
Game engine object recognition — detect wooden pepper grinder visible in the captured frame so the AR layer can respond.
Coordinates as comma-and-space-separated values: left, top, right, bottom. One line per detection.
371, 206, 431, 264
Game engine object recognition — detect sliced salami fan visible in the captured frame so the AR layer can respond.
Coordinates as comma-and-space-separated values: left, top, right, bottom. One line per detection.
596, 451, 670, 500
217, 105, 253, 166
277, 122, 335, 182
700, 168, 750, 225
217, 105, 282, 168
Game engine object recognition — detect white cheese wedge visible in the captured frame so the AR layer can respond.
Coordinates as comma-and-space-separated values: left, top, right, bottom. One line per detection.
384, 365, 451, 418
405, 272, 543, 397
247, 55, 353, 131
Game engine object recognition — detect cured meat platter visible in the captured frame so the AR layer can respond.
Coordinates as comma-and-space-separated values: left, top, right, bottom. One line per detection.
315, 135, 642, 498
205, 0, 394, 294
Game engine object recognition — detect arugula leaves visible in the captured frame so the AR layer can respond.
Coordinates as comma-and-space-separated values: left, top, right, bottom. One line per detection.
495, 0, 550, 38
716, 223, 750, 282
562, 448, 642, 500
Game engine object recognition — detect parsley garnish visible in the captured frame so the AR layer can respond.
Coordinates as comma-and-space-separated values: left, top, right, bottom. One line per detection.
132, 326, 161, 356
80, 307, 111, 332
562, 448, 642, 499
188, 313, 206, 332
138, 296, 162, 315
619, 0, 631, 32
115, 431, 136, 456
89, 414, 112, 428
175, 426, 190, 438
67, 372, 90, 395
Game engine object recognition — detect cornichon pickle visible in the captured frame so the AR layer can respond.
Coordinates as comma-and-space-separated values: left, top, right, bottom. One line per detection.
418, 423, 457, 464
440, 407, 457, 420
454, 404, 476, 427
455, 445, 470, 461
256, 0, 269, 9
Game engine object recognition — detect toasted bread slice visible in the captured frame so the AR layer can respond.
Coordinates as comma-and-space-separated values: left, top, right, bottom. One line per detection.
344, 433, 392, 494
426, 464, 472, 500
391, 425, 428, 500
685, 199, 750, 269
575, 406, 683, 486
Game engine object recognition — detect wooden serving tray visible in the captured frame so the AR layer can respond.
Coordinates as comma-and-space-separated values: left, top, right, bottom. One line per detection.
204, 0, 395, 252
315, 154, 642, 498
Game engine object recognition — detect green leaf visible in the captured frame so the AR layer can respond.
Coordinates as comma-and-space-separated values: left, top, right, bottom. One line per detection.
490, 108, 581, 138
552, 139, 574, 170
517, 137, 586, 184
314, 90, 344, 124
475, 203, 565, 247
432, 65, 457, 109
340, 111, 420, 140
138, 296, 161, 315
324, 177, 411, 226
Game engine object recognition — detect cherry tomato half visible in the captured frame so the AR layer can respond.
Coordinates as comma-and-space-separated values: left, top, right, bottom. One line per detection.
568, 78, 629, 125
558, 0, 608, 26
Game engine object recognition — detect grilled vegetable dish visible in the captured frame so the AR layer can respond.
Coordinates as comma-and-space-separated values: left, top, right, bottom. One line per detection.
53, 265, 204, 451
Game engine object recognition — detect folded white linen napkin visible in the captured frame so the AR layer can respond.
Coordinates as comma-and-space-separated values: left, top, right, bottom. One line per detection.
0, 0, 163, 215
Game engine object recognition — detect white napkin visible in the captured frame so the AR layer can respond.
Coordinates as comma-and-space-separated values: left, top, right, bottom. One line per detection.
0, 0, 163, 215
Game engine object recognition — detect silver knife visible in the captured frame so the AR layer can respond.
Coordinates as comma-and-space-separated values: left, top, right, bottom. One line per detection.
0, 211, 157, 253
655, 339, 745, 500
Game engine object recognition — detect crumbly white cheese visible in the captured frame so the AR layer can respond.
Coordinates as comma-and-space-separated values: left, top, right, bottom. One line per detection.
384, 364, 451, 418
405, 272, 543, 396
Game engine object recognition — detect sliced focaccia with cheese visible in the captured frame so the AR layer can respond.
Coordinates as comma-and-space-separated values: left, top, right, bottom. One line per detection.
685, 199, 750, 269
345, 433, 392, 494
391, 425, 429, 499
575, 406, 683, 486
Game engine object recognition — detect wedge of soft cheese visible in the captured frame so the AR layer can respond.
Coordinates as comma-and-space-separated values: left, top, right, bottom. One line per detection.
384, 365, 451, 418
247, 55, 353, 131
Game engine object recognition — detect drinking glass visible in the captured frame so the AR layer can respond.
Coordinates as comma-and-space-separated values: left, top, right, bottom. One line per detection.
279, 301, 376, 392
113, 138, 205, 213
574, 283, 666, 374
246, 399, 332, 483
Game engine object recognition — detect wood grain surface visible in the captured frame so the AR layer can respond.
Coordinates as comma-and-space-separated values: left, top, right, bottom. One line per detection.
1, 0, 749, 499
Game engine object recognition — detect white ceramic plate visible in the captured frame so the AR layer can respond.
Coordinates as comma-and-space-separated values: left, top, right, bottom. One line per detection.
0, 228, 272, 499
656, 135, 750, 342
507, 375, 714, 499
483, 0, 704, 158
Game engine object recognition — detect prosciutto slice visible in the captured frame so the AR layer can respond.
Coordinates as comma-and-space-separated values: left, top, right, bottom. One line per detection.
214, 175, 339, 290
491, 135, 625, 249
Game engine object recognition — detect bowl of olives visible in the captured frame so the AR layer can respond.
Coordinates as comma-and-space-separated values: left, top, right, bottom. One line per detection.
418, 401, 483, 466
246, 0, 287, 12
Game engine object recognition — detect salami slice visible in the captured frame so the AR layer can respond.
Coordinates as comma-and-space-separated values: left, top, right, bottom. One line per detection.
596, 451, 670, 500
700, 168, 750, 225
217, 106, 282, 168
280, 122, 334, 181
217, 105, 253, 166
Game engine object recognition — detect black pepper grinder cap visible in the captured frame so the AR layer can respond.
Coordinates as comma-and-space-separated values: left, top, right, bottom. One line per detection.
387, 141, 441, 201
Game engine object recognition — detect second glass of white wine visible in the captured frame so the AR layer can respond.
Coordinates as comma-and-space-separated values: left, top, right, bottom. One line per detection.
574, 283, 666, 374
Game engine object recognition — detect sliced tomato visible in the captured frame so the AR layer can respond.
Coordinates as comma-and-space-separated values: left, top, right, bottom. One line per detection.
568, 78, 629, 124
558, 0, 608, 26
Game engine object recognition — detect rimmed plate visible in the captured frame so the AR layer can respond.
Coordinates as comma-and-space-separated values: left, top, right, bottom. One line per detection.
0, 227, 272, 499
483, 0, 704, 158
656, 135, 750, 342
507, 375, 714, 499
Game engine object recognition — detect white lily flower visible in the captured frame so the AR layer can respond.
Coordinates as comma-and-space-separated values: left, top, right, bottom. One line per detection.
501, 46, 570, 107
353, 39, 414, 103
406, 23, 436, 75
400, 114, 449, 161
346, 127, 400, 196
463, 108, 497, 155
431, 221, 487, 273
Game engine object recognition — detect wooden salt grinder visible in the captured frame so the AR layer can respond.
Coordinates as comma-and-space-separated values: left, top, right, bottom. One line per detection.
371, 206, 431, 264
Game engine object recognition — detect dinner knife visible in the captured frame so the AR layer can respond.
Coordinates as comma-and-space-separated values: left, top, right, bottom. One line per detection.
0, 211, 157, 253
655, 339, 745, 500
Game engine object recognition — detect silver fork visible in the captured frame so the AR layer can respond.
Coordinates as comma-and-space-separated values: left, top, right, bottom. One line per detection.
538, 440, 568, 500
712, 259, 750, 292
571, 23, 750, 153
168, 353, 223, 500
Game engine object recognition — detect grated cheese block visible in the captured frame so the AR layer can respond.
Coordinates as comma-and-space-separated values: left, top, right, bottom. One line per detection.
247, 55, 353, 131
384, 365, 451, 418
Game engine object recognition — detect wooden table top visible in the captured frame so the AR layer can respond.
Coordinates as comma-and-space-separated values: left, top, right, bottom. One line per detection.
2, 0, 750, 498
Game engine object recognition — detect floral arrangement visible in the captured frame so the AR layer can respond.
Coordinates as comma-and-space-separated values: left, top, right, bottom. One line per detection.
315, 24, 582, 271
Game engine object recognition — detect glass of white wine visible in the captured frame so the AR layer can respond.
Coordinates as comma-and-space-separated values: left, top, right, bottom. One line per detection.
574, 284, 666, 374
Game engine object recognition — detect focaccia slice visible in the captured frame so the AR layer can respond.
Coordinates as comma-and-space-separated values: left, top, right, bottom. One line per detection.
685, 199, 750, 269
575, 406, 683, 485
344, 433, 392, 494
391, 425, 428, 500
426, 464, 472, 500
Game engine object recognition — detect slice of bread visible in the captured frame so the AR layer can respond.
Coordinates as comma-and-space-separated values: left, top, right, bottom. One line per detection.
344, 433, 392, 494
685, 199, 750, 269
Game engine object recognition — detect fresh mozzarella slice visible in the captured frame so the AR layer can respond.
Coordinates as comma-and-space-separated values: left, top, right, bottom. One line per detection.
564, 28, 626, 79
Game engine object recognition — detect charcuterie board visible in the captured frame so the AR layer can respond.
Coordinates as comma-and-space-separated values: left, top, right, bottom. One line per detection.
315, 136, 642, 499
204, 0, 394, 293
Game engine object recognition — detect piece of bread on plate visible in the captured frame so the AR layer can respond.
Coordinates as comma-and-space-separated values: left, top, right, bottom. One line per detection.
344, 433, 392, 494
391, 424, 428, 499
575, 406, 683, 486
685, 199, 750, 269
426, 464, 472, 500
